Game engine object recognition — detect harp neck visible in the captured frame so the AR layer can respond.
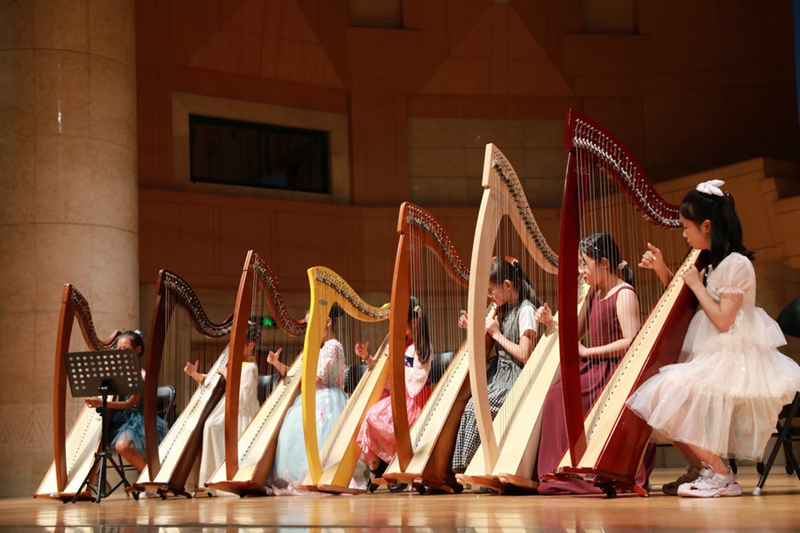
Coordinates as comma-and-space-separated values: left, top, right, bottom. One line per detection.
143, 269, 233, 479
224, 251, 307, 477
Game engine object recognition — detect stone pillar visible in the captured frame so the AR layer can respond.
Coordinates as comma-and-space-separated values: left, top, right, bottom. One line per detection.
0, 0, 138, 497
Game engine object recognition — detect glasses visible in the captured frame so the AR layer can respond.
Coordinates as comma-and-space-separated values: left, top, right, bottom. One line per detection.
487, 285, 500, 296
578, 257, 596, 269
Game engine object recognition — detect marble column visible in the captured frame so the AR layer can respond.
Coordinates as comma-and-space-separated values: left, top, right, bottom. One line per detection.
0, 0, 138, 497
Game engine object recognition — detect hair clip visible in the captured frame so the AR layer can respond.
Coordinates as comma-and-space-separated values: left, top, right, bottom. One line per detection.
696, 179, 725, 197
134, 329, 141, 335
413, 305, 421, 313
617, 260, 628, 270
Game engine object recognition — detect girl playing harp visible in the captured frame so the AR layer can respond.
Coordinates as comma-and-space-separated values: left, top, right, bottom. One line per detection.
451, 257, 540, 475
270, 304, 348, 490
356, 296, 432, 492
185, 323, 260, 494
628, 181, 800, 497
536, 232, 647, 494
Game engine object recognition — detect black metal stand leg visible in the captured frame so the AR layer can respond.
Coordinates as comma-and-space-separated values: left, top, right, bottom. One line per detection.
754, 392, 800, 495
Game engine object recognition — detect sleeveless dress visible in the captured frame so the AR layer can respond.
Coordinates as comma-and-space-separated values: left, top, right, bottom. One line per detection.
198, 361, 259, 486
537, 285, 640, 494
356, 342, 432, 465
451, 299, 536, 473
271, 338, 349, 486
627, 252, 800, 461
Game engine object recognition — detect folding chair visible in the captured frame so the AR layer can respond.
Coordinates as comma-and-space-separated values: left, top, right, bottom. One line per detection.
752, 297, 800, 495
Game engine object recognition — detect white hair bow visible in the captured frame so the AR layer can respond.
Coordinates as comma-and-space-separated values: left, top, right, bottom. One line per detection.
696, 179, 725, 197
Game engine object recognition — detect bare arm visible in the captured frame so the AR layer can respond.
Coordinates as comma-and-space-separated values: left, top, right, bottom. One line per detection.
84, 394, 140, 410
184, 359, 205, 385
485, 308, 538, 364
267, 348, 289, 376
640, 242, 672, 287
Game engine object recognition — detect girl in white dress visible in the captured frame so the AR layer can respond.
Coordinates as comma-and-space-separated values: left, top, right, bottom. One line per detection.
628, 179, 800, 497
184, 323, 260, 494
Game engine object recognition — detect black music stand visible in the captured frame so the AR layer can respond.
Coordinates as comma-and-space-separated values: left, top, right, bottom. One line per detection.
65, 349, 144, 503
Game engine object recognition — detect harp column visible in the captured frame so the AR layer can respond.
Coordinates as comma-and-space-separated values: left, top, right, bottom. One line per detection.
0, 1, 138, 497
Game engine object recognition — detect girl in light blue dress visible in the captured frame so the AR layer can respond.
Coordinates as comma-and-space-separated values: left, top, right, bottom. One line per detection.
271, 304, 348, 488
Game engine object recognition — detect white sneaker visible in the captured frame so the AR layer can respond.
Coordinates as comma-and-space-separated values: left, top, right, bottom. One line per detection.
144, 489, 159, 499
677, 464, 742, 498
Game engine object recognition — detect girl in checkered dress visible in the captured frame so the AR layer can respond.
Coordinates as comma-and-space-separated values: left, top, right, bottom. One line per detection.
451, 257, 540, 474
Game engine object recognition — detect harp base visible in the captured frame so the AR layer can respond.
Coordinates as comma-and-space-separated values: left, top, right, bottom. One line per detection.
205, 480, 269, 497
316, 484, 365, 495
131, 482, 192, 499
545, 466, 648, 498
386, 471, 463, 494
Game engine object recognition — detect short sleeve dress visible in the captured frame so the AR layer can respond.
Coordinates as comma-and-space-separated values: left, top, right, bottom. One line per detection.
627, 252, 800, 461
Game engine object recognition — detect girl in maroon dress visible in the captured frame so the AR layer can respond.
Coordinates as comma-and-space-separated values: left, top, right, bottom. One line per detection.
535, 232, 643, 494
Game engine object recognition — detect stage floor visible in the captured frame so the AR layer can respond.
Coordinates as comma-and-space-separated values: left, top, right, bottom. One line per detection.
5, 467, 800, 532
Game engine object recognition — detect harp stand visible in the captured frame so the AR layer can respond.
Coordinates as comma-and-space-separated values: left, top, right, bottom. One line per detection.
65, 349, 144, 503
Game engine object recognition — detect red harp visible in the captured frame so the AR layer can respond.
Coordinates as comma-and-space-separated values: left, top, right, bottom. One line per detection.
382, 202, 471, 493
137, 270, 233, 497
552, 109, 705, 496
34, 284, 123, 500
206, 251, 307, 495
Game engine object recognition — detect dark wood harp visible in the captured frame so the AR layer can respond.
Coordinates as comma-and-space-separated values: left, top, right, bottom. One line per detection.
552, 109, 704, 496
459, 144, 586, 492
137, 270, 233, 497
300, 266, 391, 493
382, 203, 473, 493
34, 284, 123, 500
206, 251, 306, 495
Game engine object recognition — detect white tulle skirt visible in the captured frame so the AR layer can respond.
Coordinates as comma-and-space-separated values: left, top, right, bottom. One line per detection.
627, 304, 800, 461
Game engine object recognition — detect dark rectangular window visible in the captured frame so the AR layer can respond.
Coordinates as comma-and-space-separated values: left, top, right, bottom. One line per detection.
189, 115, 330, 194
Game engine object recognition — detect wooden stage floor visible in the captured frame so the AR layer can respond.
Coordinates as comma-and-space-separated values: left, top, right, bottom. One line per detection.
5, 467, 800, 532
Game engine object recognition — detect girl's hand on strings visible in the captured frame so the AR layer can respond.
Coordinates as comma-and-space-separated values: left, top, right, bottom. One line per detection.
267, 348, 282, 366
485, 314, 501, 339
457, 310, 468, 329
184, 360, 200, 378
535, 303, 553, 328
682, 264, 706, 292
355, 342, 370, 361
640, 242, 673, 286
639, 242, 664, 270
84, 397, 102, 408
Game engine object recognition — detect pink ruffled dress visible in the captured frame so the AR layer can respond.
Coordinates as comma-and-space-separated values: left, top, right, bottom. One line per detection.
356, 342, 432, 465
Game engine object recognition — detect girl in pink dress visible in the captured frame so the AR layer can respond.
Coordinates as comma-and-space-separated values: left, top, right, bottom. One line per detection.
356, 296, 432, 492
628, 180, 800, 497
535, 232, 643, 494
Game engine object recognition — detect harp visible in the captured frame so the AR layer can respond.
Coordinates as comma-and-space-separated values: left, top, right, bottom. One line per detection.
136, 270, 233, 497
550, 109, 703, 496
458, 144, 583, 493
381, 203, 481, 493
205, 251, 307, 496
298, 267, 391, 493
34, 284, 123, 500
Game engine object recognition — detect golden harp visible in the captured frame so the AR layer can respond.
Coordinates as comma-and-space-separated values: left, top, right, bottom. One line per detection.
297, 267, 391, 494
